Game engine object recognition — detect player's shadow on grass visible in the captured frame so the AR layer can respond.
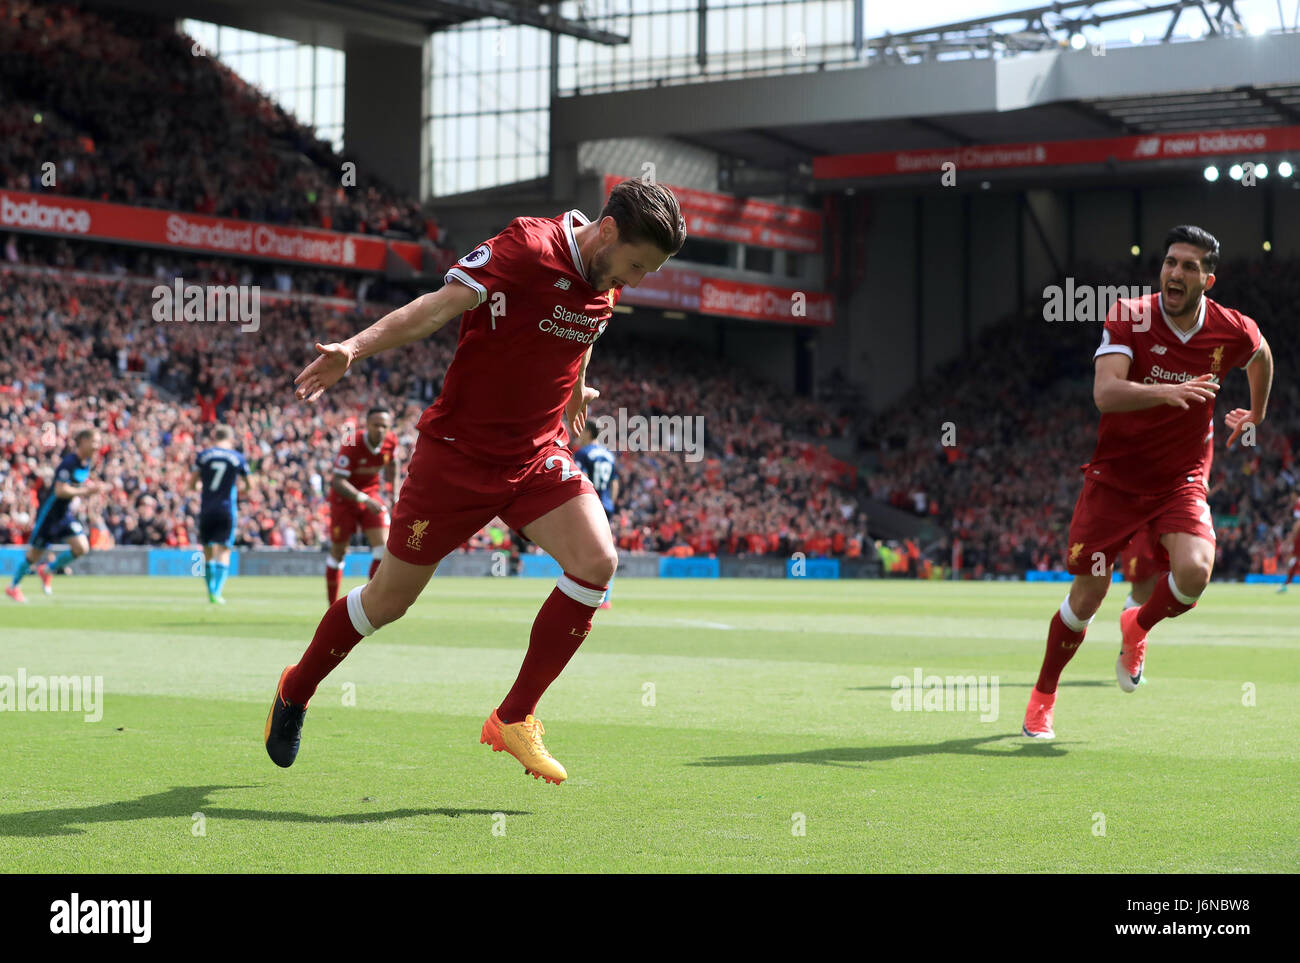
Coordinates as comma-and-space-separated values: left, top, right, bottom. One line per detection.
847, 680, 1111, 692
0, 785, 529, 837
690, 733, 1065, 770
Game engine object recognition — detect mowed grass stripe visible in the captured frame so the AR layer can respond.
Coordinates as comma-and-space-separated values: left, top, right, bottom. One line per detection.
1, 578, 1296, 873
5, 619, 1296, 742
1, 694, 1295, 873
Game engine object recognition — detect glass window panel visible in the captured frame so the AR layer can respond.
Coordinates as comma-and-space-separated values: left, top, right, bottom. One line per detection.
317, 47, 334, 84
314, 85, 333, 127
456, 114, 478, 151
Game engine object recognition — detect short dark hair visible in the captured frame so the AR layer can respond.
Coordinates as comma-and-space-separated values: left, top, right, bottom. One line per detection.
366, 406, 391, 419
1164, 225, 1220, 273
74, 428, 96, 445
213, 425, 235, 443
600, 179, 687, 255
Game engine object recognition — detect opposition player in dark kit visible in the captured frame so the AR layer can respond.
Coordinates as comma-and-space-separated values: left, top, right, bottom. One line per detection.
189, 425, 250, 605
7, 428, 108, 603
573, 420, 619, 609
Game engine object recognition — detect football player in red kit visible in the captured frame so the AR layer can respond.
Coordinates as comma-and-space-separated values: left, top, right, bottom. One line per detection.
325, 407, 399, 604
1024, 225, 1273, 739
266, 180, 686, 782
1118, 527, 1162, 611
1276, 499, 1300, 593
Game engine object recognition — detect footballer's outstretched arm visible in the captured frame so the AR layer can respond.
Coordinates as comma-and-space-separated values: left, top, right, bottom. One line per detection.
1225, 336, 1273, 446
294, 280, 479, 402
1093, 353, 1219, 413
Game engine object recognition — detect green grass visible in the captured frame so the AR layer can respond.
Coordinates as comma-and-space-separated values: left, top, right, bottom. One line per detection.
1, 576, 1297, 872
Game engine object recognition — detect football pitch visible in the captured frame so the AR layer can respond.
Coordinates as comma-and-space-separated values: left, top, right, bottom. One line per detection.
1, 576, 1296, 873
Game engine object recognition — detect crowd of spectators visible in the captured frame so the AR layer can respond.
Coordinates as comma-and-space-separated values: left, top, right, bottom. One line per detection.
4, 2, 1291, 577
0, 255, 869, 558
4, 245, 1293, 576
0, 0, 438, 242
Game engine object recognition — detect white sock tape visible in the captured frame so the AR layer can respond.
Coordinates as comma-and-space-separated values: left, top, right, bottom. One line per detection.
1059, 597, 1093, 633
556, 573, 607, 608
346, 585, 376, 636
1168, 571, 1199, 605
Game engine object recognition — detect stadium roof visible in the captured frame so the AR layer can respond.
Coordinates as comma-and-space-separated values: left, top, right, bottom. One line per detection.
88, 0, 627, 47
680, 82, 1300, 165
552, 30, 1300, 193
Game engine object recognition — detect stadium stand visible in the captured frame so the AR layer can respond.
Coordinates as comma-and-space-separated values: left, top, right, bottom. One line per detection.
0, 0, 439, 242
1, 0, 1291, 579
0, 254, 870, 558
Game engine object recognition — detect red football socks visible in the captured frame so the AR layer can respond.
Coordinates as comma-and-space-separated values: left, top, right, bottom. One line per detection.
1035, 611, 1087, 695
497, 572, 607, 724
368, 558, 381, 579
284, 596, 364, 705
325, 564, 342, 604
1136, 574, 1196, 632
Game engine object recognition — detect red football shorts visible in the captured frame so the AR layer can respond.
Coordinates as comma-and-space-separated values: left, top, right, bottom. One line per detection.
1118, 525, 1166, 583
328, 493, 390, 543
1065, 475, 1214, 576
387, 434, 595, 567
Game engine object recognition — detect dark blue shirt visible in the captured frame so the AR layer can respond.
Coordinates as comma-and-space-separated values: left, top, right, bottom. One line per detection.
34, 452, 91, 530
574, 443, 617, 512
196, 447, 249, 516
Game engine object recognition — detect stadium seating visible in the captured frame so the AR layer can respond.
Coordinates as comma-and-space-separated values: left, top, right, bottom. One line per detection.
0, 256, 869, 557
0, 0, 437, 242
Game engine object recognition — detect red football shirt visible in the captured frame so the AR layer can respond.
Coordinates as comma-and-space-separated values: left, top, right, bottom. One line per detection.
420, 210, 621, 464
332, 431, 398, 496
1087, 292, 1262, 494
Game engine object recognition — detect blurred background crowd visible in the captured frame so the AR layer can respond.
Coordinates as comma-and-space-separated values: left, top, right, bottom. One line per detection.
1, 0, 1295, 578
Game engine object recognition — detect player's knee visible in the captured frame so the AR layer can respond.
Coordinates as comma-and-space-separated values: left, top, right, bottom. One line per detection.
1172, 561, 1211, 598
580, 546, 618, 586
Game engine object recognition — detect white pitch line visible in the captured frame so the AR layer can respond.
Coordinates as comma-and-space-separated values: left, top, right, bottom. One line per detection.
670, 618, 736, 630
